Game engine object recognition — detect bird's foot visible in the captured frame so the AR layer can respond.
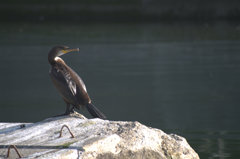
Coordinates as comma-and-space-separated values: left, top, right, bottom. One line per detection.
52, 111, 74, 117
52, 110, 87, 119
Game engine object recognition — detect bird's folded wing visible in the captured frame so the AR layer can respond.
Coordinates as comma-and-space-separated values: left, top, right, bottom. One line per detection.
63, 69, 77, 95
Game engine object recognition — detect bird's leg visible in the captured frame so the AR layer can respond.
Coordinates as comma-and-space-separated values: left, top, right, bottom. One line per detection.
64, 103, 72, 115
52, 102, 73, 117
70, 106, 75, 113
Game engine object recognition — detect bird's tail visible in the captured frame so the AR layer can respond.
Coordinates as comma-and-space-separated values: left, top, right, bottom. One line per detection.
86, 103, 107, 119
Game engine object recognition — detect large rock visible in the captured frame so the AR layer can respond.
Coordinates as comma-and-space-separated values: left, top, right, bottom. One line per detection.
0, 112, 199, 159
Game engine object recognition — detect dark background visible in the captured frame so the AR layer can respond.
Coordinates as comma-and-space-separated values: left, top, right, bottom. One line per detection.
1, 1, 240, 158
1, 0, 240, 22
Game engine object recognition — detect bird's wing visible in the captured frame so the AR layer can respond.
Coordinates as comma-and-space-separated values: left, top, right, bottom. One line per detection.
50, 64, 88, 103
50, 65, 78, 98
75, 72, 87, 92
63, 69, 77, 95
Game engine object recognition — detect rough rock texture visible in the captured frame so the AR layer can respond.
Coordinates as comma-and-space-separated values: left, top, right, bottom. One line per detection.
0, 112, 199, 159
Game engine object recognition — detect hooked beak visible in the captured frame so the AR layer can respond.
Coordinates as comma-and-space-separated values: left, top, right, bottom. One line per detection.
62, 48, 79, 54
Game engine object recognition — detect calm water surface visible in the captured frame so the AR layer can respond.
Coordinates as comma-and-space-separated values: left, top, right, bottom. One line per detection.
0, 22, 240, 158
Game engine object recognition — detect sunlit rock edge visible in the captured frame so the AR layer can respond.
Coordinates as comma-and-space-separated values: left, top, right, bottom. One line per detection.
0, 112, 199, 159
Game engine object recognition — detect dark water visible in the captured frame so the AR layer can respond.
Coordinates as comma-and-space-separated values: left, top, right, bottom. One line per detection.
0, 22, 240, 158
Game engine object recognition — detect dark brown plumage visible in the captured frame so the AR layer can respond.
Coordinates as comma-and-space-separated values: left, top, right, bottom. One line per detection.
48, 45, 106, 119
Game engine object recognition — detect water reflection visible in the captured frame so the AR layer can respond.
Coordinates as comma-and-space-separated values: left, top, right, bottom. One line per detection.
176, 130, 240, 159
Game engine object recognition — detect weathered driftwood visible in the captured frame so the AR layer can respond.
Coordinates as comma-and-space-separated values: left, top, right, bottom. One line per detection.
0, 112, 199, 159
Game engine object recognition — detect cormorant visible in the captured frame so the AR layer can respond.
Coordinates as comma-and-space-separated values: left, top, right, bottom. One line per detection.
48, 45, 106, 119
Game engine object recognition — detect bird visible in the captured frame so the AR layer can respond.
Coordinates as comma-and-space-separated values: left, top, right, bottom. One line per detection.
48, 45, 106, 119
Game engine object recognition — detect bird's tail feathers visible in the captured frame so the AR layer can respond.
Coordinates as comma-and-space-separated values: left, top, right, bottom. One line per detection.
86, 103, 107, 119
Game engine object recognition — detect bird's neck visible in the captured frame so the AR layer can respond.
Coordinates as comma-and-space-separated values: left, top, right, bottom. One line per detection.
54, 57, 63, 62
55, 57, 66, 65
49, 56, 66, 65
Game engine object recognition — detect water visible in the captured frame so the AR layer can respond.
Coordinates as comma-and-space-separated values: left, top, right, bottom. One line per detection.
0, 22, 240, 158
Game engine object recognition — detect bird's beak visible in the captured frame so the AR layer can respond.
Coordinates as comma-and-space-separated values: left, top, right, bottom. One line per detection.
63, 48, 79, 54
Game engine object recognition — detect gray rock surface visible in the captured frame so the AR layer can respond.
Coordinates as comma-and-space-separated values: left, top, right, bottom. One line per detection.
0, 112, 199, 159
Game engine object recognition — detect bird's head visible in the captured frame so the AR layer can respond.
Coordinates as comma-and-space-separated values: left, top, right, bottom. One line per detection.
48, 45, 79, 64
